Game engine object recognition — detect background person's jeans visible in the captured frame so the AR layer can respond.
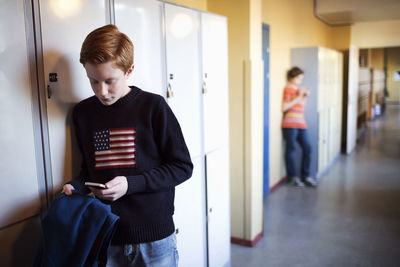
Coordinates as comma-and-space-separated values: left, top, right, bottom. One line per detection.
283, 128, 312, 178
106, 233, 178, 267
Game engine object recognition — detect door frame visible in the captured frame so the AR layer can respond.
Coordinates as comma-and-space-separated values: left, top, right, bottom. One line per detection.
262, 23, 270, 197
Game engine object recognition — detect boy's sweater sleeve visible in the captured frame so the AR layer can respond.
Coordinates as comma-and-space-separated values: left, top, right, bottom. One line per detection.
126, 97, 193, 194
66, 108, 90, 194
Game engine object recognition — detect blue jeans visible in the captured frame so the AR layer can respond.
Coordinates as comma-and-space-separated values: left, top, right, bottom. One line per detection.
106, 233, 178, 267
282, 128, 312, 178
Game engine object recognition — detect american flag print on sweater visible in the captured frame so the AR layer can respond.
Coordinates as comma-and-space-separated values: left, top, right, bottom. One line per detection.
93, 128, 136, 169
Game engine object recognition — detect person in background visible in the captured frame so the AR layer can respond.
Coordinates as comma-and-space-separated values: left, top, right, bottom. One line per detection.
62, 24, 193, 266
281, 67, 317, 187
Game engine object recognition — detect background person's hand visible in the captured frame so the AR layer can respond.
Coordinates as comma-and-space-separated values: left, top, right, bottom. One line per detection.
300, 87, 310, 97
90, 176, 128, 201
62, 184, 75, 195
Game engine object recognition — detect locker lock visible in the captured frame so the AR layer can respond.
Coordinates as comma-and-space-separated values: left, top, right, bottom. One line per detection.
49, 73, 58, 82
167, 83, 174, 98
202, 81, 208, 94
47, 73, 58, 99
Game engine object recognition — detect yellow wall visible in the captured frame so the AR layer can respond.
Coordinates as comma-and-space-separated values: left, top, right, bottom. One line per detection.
360, 48, 385, 69
208, 0, 264, 242
247, 0, 264, 242
351, 19, 400, 48
370, 48, 384, 69
178, 0, 353, 243
208, 0, 248, 240
386, 47, 400, 104
331, 26, 351, 51
207, 0, 247, 240
168, 0, 207, 11
262, 0, 349, 187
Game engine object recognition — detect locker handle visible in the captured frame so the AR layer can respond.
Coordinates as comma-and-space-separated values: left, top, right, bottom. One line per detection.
47, 85, 52, 99
167, 83, 174, 98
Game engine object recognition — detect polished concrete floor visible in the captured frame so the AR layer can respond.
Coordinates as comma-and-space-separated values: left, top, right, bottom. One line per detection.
231, 105, 400, 267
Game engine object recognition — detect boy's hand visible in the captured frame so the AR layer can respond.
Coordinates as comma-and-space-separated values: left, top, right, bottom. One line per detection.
62, 184, 75, 195
90, 176, 128, 201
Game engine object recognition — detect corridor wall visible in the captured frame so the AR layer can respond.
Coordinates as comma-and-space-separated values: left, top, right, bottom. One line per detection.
386, 47, 400, 104
351, 19, 400, 49
207, 0, 264, 245
261, 0, 350, 189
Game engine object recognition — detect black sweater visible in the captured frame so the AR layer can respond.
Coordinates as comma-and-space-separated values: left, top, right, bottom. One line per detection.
68, 86, 193, 244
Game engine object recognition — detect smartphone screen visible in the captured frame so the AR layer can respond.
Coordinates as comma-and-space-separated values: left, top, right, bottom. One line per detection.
84, 182, 106, 189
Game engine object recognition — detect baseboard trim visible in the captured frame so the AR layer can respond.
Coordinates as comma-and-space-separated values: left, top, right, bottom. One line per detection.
270, 176, 288, 193
231, 232, 264, 247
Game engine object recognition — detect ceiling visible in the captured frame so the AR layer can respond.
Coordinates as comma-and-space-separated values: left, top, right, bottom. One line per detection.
314, 0, 400, 26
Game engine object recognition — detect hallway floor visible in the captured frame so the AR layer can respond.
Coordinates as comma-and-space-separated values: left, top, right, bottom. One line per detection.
231, 105, 400, 267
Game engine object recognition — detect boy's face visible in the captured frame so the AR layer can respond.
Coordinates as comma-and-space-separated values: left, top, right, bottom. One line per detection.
290, 74, 304, 87
84, 61, 133, 106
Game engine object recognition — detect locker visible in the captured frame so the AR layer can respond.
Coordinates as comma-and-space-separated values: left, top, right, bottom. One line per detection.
113, 1, 230, 266
165, 4, 202, 159
206, 147, 231, 267
292, 47, 343, 177
114, 0, 164, 96
163, 4, 230, 266
0, 0, 47, 265
201, 12, 231, 267
35, 1, 230, 266
201, 12, 229, 153
0, 0, 42, 229
173, 156, 207, 267
39, 0, 109, 192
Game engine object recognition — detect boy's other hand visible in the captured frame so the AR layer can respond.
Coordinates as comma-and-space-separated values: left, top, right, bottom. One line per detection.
62, 184, 75, 195
90, 176, 128, 201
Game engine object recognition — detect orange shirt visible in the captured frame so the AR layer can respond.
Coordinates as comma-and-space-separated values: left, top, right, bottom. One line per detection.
282, 86, 307, 129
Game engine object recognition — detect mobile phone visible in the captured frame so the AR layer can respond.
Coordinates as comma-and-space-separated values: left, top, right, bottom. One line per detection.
84, 182, 106, 189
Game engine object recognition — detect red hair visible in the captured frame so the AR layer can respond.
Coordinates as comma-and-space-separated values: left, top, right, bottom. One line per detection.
80, 24, 134, 73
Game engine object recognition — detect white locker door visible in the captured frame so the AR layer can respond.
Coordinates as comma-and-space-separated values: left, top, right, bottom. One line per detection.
173, 156, 206, 267
0, 0, 42, 229
201, 13, 229, 153
39, 0, 108, 192
206, 148, 231, 267
337, 53, 344, 156
329, 107, 335, 162
114, 0, 164, 96
165, 4, 202, 159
